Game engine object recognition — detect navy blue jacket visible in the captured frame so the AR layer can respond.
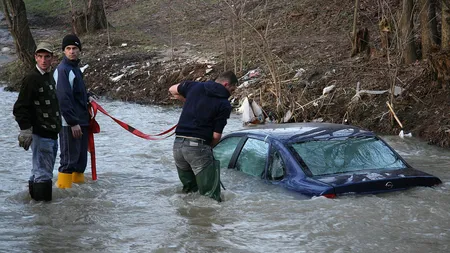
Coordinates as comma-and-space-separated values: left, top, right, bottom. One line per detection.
175, 80, 232, 144
54, 57, 89, 127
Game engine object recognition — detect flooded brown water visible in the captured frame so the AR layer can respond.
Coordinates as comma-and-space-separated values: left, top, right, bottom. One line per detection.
1, 88, 449, 253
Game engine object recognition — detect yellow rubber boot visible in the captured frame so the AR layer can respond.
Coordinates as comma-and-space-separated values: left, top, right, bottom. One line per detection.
72, 172, 85, 184
56, 172, 72, 189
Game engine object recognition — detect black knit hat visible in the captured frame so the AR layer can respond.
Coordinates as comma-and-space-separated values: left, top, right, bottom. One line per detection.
62, 34, 82, 51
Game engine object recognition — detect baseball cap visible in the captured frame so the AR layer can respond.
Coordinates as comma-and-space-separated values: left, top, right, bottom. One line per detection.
35, 42, 54, 54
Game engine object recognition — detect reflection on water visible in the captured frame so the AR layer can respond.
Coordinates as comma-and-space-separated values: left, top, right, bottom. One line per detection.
0, 87, 449, 253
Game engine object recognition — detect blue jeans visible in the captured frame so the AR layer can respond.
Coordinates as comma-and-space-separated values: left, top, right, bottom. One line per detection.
30, 134, 58, 182
173, 137, 213, 175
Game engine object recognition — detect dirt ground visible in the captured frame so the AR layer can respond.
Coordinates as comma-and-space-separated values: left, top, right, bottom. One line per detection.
2, 0, 450, 147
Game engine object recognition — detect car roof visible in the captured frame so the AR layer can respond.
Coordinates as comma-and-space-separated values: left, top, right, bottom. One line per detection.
227, 122, 375, 143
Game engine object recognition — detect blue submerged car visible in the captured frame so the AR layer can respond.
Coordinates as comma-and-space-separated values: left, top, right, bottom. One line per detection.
213, 123, 442, 198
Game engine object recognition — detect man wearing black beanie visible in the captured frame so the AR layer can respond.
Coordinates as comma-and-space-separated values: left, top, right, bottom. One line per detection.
61, 34, 82, 51
54, 34, 90, 189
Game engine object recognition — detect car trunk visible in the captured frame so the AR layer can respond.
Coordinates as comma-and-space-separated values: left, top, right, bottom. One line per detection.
314, 168, 442, 195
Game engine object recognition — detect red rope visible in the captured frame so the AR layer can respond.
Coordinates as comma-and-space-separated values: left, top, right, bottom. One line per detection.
88, 100, 177, 180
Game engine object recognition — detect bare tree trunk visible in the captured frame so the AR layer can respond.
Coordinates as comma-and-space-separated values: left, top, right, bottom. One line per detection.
72, 0, 107, 35
221, 18, 228, 71
1, 0, 35, 69
420, 0, 438, 57
239, 0, 245, 74
442, 0, 450, 50
232, 11, 237, 74
430, 0, 439, 44
103, 0, 110, 47
87, 0, 107, 32
350, 0, 360, 56
400, 0, 417, 64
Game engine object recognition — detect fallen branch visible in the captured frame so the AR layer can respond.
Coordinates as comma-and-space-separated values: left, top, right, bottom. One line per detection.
386, 101, 403, 128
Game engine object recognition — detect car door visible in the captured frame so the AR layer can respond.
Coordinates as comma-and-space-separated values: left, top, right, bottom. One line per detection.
214, 135, 275, 178
233, 137, 269, 178
213, 136, 244, 169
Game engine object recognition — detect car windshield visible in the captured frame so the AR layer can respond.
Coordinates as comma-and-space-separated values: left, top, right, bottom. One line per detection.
291, 136, 407, 176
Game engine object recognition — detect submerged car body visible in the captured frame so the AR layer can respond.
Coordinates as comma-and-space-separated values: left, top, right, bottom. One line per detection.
213, 123, 442, 198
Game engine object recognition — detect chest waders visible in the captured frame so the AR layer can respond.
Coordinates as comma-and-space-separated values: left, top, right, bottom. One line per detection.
197, 159, 221, 202
177, 159, 221, 202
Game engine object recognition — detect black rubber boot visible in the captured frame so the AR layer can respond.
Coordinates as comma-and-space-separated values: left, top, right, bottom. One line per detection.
177, 168, 198, 193
32, 181, 52, 201
196, 160, 221, 202
28, 180, 34, 199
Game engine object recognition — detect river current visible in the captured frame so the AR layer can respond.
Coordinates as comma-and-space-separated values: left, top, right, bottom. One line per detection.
0, 87, 449, 253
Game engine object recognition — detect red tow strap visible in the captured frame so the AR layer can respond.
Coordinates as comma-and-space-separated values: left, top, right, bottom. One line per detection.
88, 100, 177, 180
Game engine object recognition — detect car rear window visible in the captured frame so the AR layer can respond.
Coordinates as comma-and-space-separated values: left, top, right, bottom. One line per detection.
291, 136, 407, 176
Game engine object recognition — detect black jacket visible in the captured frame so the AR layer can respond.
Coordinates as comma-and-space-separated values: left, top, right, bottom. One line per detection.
13, 67, 62, 139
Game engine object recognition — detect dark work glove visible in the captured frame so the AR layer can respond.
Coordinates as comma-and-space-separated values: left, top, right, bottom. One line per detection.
18, 128, 32, 151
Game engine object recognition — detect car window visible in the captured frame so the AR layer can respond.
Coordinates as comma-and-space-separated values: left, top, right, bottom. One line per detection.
213, 137, 242, 169
292, 136, 407, 176
236, 138, 269, 177
268, 149, 285, 180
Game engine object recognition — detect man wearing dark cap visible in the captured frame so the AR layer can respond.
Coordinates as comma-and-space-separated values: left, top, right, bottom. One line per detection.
13, 41, 62, 201
54, 34, 90, 189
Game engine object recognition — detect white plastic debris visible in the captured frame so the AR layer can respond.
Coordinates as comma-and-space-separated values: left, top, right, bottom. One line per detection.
121, 43, 128, 47
322, 84, 336, 95
398, 130, 412, 139
241, 97, 254, 121
124, 64, 137, 70
240, 68, 261, 81
251, 100, 264, 122
80, 64, 89, 73
239, 97, 265, 125
283, 109, 293, 123
111, 74, 124, 82
393, 86, 404, 96
293, 68, 306, 79
237, 79, 258, 89
312, 118, 324, 123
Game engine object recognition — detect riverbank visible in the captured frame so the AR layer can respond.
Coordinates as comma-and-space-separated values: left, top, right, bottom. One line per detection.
2, 0, 450, 148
